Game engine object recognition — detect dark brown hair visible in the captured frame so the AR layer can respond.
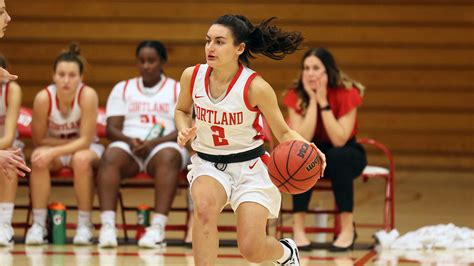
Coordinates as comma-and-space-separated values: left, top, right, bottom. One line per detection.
214, 14, 303, 66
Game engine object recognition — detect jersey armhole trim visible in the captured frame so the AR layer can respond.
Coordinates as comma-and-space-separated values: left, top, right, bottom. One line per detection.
122, 80, 130, 101
243, 73, 258, 112
45, 87, 52, 116
189, 64, 200, 97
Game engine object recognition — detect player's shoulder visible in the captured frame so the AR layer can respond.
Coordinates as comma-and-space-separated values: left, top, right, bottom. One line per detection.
81, 85, 99, 99
249, 75, 272, 93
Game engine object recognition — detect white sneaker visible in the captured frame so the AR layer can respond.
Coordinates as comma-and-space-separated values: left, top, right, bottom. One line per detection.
276, 238, 300, 266
73, 224, 94, 245
98, 223, 117, 248
25, 224, 47, 245
138, 225, 165, 248
0, 224, 14, 247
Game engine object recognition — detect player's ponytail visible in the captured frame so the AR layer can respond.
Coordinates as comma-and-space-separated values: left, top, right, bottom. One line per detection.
214, 14, 303, 66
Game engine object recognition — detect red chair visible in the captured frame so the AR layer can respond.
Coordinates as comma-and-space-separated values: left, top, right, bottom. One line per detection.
275, 137, 395, 239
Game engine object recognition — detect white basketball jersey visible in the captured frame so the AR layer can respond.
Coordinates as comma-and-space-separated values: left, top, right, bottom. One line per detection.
0, 82, 10, 136
46, 84, 84, 139
106, 75, 179, 140
190, 64, 264, 155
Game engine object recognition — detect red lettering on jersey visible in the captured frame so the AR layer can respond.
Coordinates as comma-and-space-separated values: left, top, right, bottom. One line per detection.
48, 120, 81, 131
129, 102, 170, 114
194, 104, 243, 126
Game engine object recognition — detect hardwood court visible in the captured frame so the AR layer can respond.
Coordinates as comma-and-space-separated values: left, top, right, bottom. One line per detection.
4, 170, 473, 265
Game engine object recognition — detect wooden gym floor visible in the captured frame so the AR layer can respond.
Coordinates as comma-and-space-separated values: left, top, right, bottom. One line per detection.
2, 169, 473, 265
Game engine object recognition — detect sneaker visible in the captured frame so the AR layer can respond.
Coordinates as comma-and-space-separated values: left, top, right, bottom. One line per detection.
276, 238, 300, 266
25, 224, 47, 245
73, 224, 94, 245
0, 224, 14, 247
138, 225, 165, 248
98, 223, 117, 248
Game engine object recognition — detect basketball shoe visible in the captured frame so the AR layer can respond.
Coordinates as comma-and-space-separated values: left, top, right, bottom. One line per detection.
138, 224, 165, 248
276, 238, 300, 266
73, 224, 94, 245
0, 223, 13, 246
25, 224, 47, 245
98, 223, 117, 248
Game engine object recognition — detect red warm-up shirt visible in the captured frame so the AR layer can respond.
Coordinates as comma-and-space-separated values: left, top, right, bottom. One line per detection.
283, 87, 362, 145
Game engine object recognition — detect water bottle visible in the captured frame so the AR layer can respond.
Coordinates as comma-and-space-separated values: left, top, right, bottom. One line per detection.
47, 202, 67, 245
136, 204, 151, 241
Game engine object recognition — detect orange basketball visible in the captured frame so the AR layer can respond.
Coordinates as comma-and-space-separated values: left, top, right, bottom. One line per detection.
268, 140, 322, 194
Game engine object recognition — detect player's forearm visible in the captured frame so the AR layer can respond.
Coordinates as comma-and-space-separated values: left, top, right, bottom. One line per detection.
50, 137, 92, 158
35, 137, 72, 147
174, 110, 193, 132
148, 131, 178, 147
106, 126, 133, 143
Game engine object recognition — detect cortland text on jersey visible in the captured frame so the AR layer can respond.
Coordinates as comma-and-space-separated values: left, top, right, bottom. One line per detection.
195, 104, 243, 126
129, 102, 170, 114
48, 120, 80, 131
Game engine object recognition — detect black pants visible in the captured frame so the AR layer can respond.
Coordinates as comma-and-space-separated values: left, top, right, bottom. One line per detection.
292, 138, 367, 213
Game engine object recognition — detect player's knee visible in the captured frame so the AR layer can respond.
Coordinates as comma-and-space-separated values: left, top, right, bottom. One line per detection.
194, 198, 219, 225
155, 149, 181, 170
31, 150, 48, 170
71, 152, 94, 173
239, 240, 265, 263
99, 151, 120, 169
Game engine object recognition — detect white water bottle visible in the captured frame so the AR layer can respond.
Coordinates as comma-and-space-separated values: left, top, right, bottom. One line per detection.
313, 202, 328, 243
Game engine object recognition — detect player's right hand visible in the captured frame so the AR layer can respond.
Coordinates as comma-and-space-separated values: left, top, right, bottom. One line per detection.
0, 149, 31, 178
177, 126, 196, 147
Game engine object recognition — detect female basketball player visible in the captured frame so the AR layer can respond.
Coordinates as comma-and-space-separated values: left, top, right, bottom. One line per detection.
0, 0, 17, 81
97, 40, 189, 248
175, 15, 326, 265
285, 48, 367, 252
0, 54, 27, 246
26, 43, 101, 245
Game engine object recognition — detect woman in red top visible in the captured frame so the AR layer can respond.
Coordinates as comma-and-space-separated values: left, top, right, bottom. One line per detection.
284, 47, 367, 252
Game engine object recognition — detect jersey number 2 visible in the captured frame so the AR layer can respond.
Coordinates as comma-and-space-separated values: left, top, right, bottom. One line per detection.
211, 126, 229, 146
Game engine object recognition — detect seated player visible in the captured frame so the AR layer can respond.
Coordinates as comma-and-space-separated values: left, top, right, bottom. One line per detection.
0, 54, 29, 246
26, 43, 102, 245
97, 40, 189, 248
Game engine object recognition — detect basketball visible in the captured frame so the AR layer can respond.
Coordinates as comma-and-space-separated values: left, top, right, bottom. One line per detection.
268, 140, 322, 194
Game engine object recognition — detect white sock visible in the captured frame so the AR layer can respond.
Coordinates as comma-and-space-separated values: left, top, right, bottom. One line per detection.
151, 213, 168, 228
32, 209, 47, 228
100, 211, 116, 227
0, 203, 14, 224
276, 242, 292, 264
77, 211, 91, 228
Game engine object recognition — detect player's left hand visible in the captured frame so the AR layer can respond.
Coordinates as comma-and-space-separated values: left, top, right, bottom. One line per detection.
310, 143, 326, 177
132, 141, 152, 159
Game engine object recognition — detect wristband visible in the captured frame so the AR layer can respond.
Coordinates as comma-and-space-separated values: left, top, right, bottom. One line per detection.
320, 104, 331, 111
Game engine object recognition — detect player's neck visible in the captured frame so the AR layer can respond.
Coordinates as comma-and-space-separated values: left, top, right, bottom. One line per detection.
142, 75, 162, 88
211, 62, 240, 84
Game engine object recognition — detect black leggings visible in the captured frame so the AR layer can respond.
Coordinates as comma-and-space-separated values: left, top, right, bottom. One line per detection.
292, 139, 367, 213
